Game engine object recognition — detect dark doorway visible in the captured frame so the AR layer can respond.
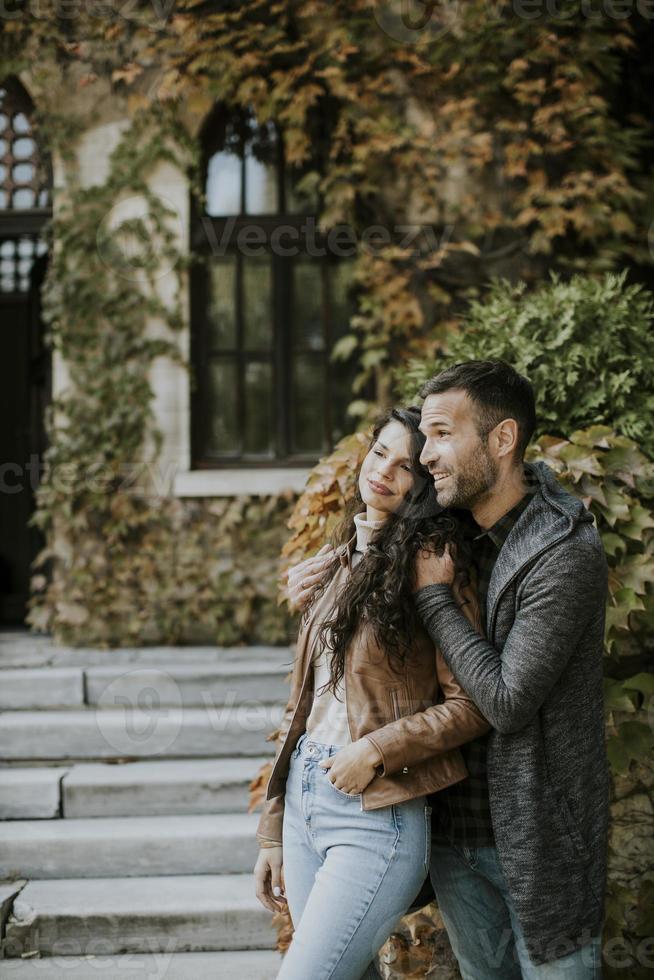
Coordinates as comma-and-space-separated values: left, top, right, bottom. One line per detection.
0, 73, 53, 627
0, 243, 50, 624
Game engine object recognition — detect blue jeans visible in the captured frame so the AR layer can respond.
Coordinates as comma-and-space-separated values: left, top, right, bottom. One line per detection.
278, 732, 431, 980
429, 842, 603, 979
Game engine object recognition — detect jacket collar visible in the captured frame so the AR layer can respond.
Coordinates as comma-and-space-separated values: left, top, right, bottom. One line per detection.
485, 460, 595, 637
337, 529, 358, 571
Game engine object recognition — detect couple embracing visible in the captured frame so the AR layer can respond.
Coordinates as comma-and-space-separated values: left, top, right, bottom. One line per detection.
255, 360, 609, 980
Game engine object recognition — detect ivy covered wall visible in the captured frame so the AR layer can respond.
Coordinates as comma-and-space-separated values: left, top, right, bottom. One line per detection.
1, 4, 652, 650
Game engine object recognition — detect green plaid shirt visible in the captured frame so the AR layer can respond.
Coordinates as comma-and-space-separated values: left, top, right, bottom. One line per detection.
430, 481, 538, 848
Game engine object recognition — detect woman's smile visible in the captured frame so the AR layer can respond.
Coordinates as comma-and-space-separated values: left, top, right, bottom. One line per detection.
367, 478, 394, 496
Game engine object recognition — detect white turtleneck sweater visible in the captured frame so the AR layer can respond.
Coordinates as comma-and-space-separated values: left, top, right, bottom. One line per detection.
305, 511, 386, 746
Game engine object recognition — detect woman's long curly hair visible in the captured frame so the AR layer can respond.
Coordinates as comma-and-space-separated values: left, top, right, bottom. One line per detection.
303, 406, 475, 698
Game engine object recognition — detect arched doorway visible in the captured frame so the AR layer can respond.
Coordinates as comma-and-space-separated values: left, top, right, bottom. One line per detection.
0, 76, 52, 626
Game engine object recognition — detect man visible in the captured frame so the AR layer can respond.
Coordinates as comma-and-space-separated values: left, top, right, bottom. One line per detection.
412, 359, 609, 978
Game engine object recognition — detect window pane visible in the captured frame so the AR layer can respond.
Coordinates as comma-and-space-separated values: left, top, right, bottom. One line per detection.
244, 120, 277, 214
330, 262, 354, 339
245, 153, 277, 214
207, 259, 236, 349
12, 112, 29, 134
292, 261, 324, 350
205, 151, 242, 216
244, 360, 274, 455
12, 137, 35, 159
12, 162, 33, 182
207, 359, 239, 454
12, 188, 34, 208
243, 257, 273, 350
291, 353, 327, 455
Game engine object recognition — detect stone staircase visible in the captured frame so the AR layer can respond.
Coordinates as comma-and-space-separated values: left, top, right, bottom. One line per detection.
0, 630, 291, 978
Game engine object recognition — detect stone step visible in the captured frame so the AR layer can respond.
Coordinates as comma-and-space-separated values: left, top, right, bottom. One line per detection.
0, 705, 283, 761
0, 758, 270, 819
0, 668, 84, 709
4, 874, 276, 957
0, 813, 261, 878
0, 660, 290, 711
0, 636, 294, 670
62, 757, 270, 817
85, 661, 289, 708
0, 767, 67, 818
0, 950, 283, 979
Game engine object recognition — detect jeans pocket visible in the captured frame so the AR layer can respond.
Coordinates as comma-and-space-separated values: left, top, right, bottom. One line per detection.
291, 733, 307, 761
323, 769, 360, 801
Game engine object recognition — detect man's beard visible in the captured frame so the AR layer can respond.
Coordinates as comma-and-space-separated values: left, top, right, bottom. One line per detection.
434, 444, 498, 510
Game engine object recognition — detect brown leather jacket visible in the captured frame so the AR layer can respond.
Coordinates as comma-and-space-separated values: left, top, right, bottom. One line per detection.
256, 531, 490, 844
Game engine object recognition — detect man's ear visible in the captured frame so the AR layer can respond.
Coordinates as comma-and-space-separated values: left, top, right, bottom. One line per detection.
493, 418, 520, 460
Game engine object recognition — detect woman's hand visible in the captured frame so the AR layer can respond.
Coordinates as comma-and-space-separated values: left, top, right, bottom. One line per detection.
254, 846, 286, 913
285, 543, 336, 612
319, 738, 383, 795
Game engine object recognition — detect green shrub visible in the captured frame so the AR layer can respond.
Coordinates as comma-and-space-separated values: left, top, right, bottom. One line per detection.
396, 271, 654, 458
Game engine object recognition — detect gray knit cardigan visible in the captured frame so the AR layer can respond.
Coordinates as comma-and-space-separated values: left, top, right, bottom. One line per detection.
415, 460, 610, 966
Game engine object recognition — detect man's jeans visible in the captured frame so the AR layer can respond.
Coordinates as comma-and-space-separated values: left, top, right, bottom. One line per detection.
429, 842, 603, 979
278, 732, 431, 980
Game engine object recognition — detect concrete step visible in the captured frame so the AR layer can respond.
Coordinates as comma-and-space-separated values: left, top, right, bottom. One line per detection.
0, 636, 294, 670
0, 705, 283, 761
4, 874, 276, 957
0, 767, 68, 818
0, 950, 283, 979
0, 660, 290, 711
0, 813, 260, 878
0, 758, 269, 819
85, 661, 289, 708
0, 668, 84, 709
62, 757, 270, 817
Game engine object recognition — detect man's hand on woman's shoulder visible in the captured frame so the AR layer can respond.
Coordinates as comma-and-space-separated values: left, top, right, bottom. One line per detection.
413, 543, 456, 593
285, 543, 336, 611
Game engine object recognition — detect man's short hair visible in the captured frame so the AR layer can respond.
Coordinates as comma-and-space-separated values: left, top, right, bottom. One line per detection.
419, 359, 537, 461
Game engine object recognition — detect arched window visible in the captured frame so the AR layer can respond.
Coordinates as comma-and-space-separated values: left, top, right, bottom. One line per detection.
190, 105, 358, 467
0, 76, 51, 293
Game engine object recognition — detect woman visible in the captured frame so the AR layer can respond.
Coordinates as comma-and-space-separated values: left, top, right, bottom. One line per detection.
254, 406, 489, 980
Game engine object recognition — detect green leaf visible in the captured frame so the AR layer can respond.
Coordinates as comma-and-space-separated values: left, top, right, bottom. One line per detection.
331, 334, 358, 361
622, 672, 654, 697
615, 720, 654, 761
601, 533, 626, 558
603, 678, 637, 713
607, 734, 632, 774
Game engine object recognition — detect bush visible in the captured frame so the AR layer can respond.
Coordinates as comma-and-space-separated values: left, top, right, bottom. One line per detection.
395, 271, 654, 458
